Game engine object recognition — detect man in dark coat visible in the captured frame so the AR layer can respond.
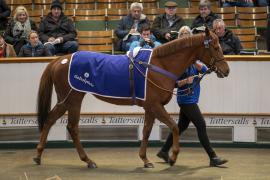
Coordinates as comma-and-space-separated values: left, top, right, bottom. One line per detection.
0, 0, 11, 31
191, 0, 219, 31
39, 0, 78, 55
152, 1, 185, 44
267, 14, 270, 51
115, 2, 150, 52
213, 19, 243, 55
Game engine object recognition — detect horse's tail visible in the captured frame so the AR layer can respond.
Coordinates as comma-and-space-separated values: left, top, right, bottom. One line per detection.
37, 61, 55, 132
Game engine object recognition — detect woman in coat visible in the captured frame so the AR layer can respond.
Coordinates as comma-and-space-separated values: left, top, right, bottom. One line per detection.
4, 6, 37, 55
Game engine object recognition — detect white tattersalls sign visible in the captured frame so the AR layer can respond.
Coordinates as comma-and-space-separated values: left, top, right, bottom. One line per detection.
0, 114, 269, 127
0, 115, 145, 127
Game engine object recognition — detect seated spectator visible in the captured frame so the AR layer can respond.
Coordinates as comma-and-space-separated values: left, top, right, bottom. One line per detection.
267, 13, 270, 51
254, 0, 268, 6
115, 2, 149, 52
152, 1, 185, 44
0, 0, 11, 32
191, 0, 220, 31
39, 0, 78, 55
178, 25, 192, 38
4, 6, 38, 55
129, 24, 161, 51
18, 30, 52, 57
213, 19, 243, 55
221, 0, 254, 7
0, 32, 16, 57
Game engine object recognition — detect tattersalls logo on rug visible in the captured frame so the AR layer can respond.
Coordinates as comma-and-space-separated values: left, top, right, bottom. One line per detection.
84, 72, 89, 78
74, 74, 94, 87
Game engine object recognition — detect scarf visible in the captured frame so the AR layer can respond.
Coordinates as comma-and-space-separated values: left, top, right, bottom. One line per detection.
12, 19, 32, 38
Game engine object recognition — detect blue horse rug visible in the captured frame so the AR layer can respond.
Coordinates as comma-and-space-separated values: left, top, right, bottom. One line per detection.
68, 49, 153, 100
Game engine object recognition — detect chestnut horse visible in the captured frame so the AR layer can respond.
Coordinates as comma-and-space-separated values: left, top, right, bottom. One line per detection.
33, 28, 229, 168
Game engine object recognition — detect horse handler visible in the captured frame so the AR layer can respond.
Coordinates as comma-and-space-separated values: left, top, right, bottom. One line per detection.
157, 25, 228, 167
157, 60, 228, 167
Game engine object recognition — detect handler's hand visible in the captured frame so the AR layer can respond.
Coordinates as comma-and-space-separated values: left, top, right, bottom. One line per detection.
186, 76, 194, 84
165, 33, 171, 40
48, 37, 55, 42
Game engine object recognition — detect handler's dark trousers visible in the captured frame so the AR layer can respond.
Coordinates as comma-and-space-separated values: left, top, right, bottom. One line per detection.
161, 103, 216, 159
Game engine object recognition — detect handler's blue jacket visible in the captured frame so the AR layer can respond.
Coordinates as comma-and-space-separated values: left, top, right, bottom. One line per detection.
177, 64, 207, 105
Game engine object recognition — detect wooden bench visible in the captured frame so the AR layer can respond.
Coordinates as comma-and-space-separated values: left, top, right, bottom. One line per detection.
231, 27, 258, 51
236, 7, 268, 28
77, 30, 114, 53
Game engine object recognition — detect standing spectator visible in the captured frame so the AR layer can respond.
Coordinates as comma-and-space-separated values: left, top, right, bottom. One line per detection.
152, 1, 185, 44
221, 0, 254, 7
191, 0, 220, 31
129, 24, 161, 51
115, 2, 149, 52
157, 25, 228, 167
267, 13, 270, 51
0, 0, 11, 32
39, 0, 78, 55
18, 30, 51, 57
0, 32, 16, 57
4, 6, 38, 55
213, 19, 243, 55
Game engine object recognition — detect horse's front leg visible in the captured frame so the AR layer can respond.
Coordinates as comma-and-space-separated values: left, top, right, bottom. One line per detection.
151, 104, 179, 166
139, 109, 155, 168
67, 95, 97, 169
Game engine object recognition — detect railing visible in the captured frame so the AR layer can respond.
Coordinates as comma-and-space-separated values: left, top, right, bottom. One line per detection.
1, 55, 270, 64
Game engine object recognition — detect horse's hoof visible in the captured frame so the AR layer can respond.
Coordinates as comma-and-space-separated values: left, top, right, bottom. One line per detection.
33, 157, 41, 165
87, 162, 98, 169
168, 158, 175, 166
144, 162, 154, 168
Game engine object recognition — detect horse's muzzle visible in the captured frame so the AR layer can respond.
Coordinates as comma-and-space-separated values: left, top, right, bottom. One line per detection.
216, 68, 229, 78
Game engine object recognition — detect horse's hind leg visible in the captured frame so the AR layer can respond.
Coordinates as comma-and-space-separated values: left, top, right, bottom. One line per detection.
66, 93, 97, 168
139, 109, 155, 168
34, 103, 67, 165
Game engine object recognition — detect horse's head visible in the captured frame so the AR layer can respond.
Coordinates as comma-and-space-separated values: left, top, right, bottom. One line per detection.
199, 27, 230, 78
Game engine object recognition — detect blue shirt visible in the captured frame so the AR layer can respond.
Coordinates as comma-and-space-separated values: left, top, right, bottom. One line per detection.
129, 36, 161, 51
177, 64, 207, 105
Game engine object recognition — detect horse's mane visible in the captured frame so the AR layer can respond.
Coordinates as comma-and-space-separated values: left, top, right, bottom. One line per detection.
152, 33, 205, 58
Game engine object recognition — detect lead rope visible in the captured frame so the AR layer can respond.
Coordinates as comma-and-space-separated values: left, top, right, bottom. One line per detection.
127, 58, 177, 96
132, 60, 211, 97
177, 69, 212, 96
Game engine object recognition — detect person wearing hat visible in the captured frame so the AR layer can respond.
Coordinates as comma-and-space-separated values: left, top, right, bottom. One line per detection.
39, 0, 78, 55
152, 1, 185, 44
0, 32, 16, 57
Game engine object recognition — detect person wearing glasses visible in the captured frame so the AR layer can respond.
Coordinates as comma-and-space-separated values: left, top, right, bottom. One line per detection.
152, 1, 185, 44
115, 2, 149, 52
213, 19, 242, 55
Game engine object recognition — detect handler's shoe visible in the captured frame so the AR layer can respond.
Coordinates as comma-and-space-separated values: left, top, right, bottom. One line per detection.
157, 150, 169, 163
210, 156, 228, 167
